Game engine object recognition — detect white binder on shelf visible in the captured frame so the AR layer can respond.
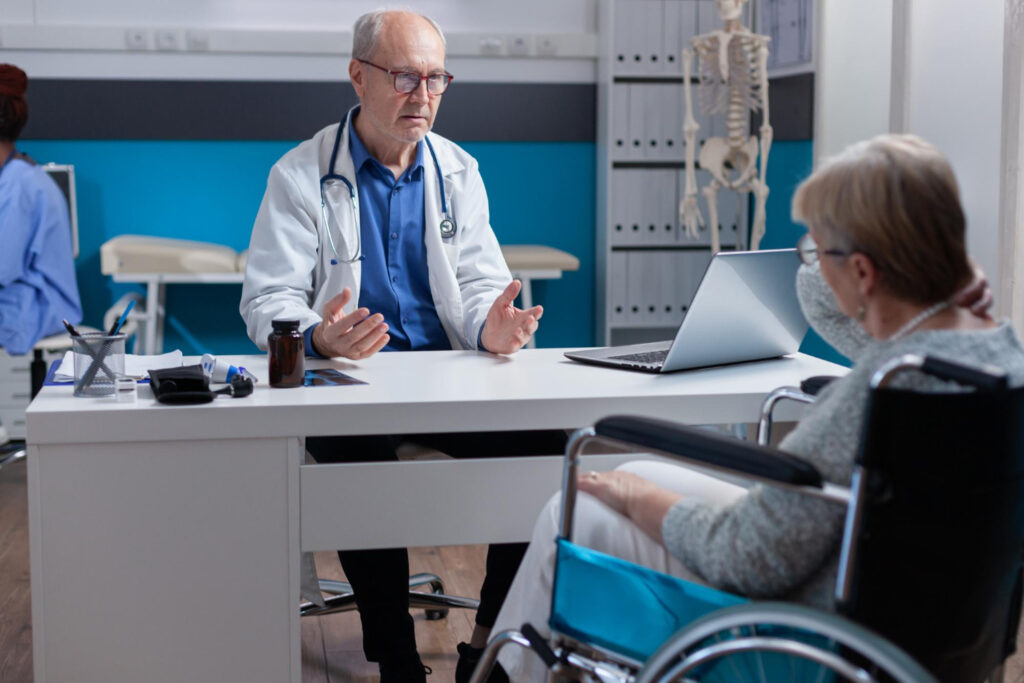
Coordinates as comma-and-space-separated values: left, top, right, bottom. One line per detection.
653, 169, 678, 245
609, 251, 629, 326
663, 0, 683, 76
626, 251, 646, 324
610, 169, 628, 245
611, 84, 630, 161
627, 84, 646, 160
613, 0, 634, 75
662, 84, 683, 162
698, 0, 721, 34
643, 84, 662, 161
643, 0, 664, 76
658, 251, 679, 326
680, 0, 700, 53
639, 251, 663, 324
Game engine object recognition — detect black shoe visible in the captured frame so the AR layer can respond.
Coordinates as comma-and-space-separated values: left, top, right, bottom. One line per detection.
379, 653, 431, 683
455, 642, 509, 683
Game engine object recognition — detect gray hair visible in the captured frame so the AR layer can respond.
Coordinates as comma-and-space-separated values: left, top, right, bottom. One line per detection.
352, 9, 447, 61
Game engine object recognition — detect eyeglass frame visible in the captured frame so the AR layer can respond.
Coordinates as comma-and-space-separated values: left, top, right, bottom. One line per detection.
796, 232, 853, 266
358, 59, 454, 95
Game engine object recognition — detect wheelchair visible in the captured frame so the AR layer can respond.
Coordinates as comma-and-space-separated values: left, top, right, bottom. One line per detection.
472, 354, 1024, 682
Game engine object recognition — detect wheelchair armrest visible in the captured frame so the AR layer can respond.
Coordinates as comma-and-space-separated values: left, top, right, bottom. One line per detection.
800, 375, 839, 396
594, 415, 823, 488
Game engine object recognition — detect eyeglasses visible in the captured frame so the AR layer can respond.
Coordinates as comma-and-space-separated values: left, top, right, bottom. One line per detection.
359, 60, 454, 95
796, 233, 851, 266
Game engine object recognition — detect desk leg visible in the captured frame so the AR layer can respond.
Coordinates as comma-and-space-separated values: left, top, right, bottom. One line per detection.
143, 278, 159, 355
29, 437, 302, 683
519, 277, 536, 349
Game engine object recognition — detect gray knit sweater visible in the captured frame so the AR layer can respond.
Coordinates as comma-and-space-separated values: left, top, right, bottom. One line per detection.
661, 262, 1024, 607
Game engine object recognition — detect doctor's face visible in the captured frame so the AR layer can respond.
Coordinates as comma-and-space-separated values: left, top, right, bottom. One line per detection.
350, 13, 446, 147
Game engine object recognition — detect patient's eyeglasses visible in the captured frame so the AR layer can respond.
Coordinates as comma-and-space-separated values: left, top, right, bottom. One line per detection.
359, 60, 454, 95
797, 233, 851, 266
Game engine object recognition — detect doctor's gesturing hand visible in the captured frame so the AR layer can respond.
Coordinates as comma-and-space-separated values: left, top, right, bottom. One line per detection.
311, 287, 391, 359
481, 280, 543, 354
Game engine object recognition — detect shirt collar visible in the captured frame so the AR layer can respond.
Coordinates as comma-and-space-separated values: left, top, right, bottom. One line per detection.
348, 115, 424, 183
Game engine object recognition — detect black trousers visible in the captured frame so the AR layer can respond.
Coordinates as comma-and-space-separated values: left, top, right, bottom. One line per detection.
306, 429, 568, 662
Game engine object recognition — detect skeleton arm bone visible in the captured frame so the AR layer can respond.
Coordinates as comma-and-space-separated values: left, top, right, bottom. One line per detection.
680, 47, 704, 239
750, 39, 772, 250
702, 179, 722, 255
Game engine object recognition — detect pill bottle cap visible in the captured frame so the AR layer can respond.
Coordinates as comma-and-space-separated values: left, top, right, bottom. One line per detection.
271, 319, 301, 332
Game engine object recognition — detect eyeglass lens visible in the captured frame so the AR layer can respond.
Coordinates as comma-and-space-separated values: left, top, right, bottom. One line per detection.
394, 72, 450, 95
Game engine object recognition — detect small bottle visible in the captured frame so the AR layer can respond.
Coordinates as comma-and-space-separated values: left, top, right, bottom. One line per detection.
268, 319, 304, 388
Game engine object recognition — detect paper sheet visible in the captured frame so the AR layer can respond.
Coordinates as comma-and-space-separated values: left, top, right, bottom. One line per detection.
55, 350, 184, 382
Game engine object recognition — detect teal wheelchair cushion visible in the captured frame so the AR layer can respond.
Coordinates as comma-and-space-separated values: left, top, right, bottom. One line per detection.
549, 538, 747, 663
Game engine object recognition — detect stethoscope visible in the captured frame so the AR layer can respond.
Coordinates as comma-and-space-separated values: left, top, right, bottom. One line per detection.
320, 111, 456, 265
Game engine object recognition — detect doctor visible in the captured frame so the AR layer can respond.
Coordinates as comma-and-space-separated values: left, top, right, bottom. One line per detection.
241, 9, 557, 682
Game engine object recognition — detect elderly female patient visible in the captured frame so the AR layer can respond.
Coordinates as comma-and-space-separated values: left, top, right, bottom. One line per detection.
485, 134, 1024, 681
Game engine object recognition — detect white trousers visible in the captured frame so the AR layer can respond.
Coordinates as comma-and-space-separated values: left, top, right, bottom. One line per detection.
490, 459, 748, 682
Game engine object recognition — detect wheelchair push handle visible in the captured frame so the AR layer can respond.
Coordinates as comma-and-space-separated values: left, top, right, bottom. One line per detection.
871, 354, 1008, 391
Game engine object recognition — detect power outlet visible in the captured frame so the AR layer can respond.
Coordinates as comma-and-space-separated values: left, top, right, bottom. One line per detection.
124, 28, 150, 50
479, 37, 503, 56
507, 35, 531, 57
186, 30, 210, 51
155, 29, 181, 51
536, 36, 558, 57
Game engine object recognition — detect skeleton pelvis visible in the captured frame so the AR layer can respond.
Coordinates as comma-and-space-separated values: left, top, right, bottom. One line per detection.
699, 136, 759, 189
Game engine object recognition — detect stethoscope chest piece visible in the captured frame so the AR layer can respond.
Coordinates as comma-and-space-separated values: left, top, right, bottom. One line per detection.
440, 216, 457, 239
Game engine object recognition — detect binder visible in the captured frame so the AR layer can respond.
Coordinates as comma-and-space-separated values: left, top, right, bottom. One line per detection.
643, 84, 662, 161
609, 251, 629, 325
628, 84, 646, 160
658, 251, 679, 326
664, 84, 684, 162
698, 0, 721, 34
680, 0, 700, 47
643, 0, 665, 76
612, 84, 630, 161
613, 0, 634, 74
627, 171, 643, 244
662, 0, 682, 76
639, 251, 663, 324
626, 252, 646, 324
611, 169, 629, 245
654, 169, 678, 245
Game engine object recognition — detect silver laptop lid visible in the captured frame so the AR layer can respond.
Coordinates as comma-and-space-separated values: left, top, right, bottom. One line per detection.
662, 249, 807, 371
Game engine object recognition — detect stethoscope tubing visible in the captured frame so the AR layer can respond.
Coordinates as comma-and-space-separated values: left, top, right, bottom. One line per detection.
320, 112, 456, 265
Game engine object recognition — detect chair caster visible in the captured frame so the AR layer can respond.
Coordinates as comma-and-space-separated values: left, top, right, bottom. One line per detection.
426, 608, 448, 621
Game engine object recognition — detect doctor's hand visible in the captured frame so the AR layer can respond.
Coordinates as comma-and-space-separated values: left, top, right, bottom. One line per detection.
480, 280, 543, 354
311, 288, 390, 360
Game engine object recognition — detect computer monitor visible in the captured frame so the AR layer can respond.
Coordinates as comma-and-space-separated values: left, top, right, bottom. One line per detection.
42, 163, 79, 259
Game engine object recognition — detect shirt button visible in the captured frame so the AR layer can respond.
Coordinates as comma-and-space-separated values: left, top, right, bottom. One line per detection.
402, 317, 408, 324
391, 232, 398, 240
392, 275, 398, 283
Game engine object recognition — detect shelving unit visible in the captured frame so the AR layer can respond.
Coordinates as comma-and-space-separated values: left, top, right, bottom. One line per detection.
596, 0, 750, 346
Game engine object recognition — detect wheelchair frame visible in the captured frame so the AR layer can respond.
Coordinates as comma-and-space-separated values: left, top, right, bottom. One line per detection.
471, 354, 1014, 683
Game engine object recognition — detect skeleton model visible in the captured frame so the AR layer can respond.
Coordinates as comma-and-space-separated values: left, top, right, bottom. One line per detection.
680, 0, 772, 253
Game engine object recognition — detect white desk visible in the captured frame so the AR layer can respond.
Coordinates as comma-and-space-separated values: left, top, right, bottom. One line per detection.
26, 349, 844, 683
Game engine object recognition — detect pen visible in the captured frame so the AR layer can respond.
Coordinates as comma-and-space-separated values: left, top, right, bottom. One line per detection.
108, 300, 135, 336
62, 318, 118, 383
62, 318, 81, 338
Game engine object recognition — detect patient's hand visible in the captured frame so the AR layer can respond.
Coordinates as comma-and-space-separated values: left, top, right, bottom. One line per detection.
954, 260, 993, 318
578, 470, 657, 517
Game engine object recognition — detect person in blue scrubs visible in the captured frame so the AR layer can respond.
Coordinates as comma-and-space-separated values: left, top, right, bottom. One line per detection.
0, 64, 82, 356
0, 65, 80, 358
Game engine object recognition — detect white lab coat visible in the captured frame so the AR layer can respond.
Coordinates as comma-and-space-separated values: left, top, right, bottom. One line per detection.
240, 107, 512, 352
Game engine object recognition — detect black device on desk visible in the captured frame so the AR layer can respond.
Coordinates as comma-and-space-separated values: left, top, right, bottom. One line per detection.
149, 365, 253, 404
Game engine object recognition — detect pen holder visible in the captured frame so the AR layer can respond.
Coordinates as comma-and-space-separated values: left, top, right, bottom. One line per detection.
72, 333, 127, 397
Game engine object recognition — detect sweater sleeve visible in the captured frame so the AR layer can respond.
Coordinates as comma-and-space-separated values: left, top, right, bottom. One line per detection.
661, 483, 845, 598
796, 262, 871, 362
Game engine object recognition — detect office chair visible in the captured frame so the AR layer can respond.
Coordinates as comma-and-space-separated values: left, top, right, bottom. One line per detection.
472, 354, 1023, 682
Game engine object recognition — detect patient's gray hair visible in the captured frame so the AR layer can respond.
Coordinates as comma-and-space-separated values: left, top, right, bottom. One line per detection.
352, 9, 447, 61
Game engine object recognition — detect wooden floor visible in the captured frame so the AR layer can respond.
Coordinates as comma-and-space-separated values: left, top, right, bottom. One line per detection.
3, 456, 1024, 682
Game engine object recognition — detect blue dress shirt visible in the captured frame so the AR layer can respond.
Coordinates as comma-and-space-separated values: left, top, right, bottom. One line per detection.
304, 120, 450, 356
0, 155, 82, 355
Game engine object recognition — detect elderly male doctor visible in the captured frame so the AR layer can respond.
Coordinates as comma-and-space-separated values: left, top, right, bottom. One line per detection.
241, 9, 561, 683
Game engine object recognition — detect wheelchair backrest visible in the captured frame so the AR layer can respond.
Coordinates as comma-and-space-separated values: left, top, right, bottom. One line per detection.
840, 384, 1024, 683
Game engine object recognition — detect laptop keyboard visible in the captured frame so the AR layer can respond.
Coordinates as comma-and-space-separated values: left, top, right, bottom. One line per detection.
609, 349, 669, 365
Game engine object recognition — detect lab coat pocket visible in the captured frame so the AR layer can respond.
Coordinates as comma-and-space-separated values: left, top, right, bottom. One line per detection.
439, 240, 461, 272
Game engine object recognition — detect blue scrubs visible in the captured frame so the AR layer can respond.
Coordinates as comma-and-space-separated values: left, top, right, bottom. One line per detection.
0, 154, 82, 355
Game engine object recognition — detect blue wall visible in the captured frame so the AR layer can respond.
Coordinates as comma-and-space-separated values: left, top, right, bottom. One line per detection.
22, 137, 843, 365
759, 140, 850, 366
20, 140, 595, 354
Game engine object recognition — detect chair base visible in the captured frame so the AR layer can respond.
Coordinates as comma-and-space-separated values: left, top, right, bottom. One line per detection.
300, 572, 480, 621
0, 440, 26, 470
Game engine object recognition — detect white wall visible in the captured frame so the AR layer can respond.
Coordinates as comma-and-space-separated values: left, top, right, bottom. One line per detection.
0, 0, 599, 81
903, 0, 1005, 295
813, 0, 893, 164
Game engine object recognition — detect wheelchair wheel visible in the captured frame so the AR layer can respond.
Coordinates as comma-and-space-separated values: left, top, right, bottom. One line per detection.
635, 602, 937, 683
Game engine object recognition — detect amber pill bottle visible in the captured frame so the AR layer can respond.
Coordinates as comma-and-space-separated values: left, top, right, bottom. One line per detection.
268, 319, 304, 388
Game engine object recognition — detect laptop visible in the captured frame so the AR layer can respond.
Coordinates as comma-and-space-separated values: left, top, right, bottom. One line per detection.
565, 249, 808, 373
